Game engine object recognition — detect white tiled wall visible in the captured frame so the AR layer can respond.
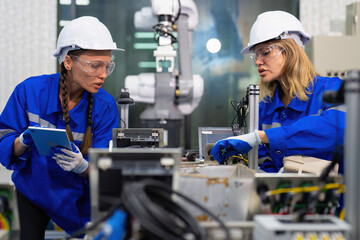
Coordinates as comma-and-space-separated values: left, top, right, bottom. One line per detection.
0, 0, 57, 112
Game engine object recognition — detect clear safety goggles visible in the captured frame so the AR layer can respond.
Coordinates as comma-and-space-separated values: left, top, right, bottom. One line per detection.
250, 44, 284, 66
69, 55, 115, 77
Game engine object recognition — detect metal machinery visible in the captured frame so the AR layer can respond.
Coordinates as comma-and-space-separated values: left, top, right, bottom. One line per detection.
177, 165, 348, 240
89, 147, 182, 221
198, 127, 234, 162
87, 78, 350, 239
112, 128, 164, 148
305, 2, 360, 77
344, 70, 360, 240
254, 214, 350, 240
88, 2, 360, 239
198, 84, 259, 168
125, 0, 204, 147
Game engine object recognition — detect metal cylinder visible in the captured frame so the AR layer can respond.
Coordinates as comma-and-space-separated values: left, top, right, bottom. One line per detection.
120, 105, 129, 128
117, 88, 134, 129
248, 84, 259, 170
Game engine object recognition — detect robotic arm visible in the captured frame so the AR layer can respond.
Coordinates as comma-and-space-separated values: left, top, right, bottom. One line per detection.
125, 0, 203, 146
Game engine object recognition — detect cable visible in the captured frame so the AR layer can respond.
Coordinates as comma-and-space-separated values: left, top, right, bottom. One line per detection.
320, 147, 342, 182
122, 180, 205, 240
265, 183, 343, 197
231, 98, 248, 136
174, 0, 182, 22
339, 207, 346, 220
119, 118, 126, 128
295, 147, 344, 221
66, 199, 124, 239
153, 25, 178, 44
121, 179, 231, 240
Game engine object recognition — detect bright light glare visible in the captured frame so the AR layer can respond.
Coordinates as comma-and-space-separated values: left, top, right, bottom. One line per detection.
59, 20, 70, 27
59, 0, 90, 5
206, 38, 221, 53
59, 0, 71, 5
76, 0, 90, 5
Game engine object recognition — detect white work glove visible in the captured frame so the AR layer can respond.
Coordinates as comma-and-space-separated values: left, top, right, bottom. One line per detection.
19, 129, 33, 147
51, 142, 89, 174
211, 130, 262, 164
19, 124, 44, 147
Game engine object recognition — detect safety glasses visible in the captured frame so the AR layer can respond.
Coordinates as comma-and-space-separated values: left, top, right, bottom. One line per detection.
250, 44, 284, 66
69, 55, 115, 77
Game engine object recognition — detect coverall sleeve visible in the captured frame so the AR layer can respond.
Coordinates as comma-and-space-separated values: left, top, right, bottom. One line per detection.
264, 107, 345, 169
0, 84, 31, 169
258, 108, 277, 172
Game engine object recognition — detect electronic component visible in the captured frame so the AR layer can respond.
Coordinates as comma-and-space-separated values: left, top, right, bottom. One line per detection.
254, 214, 350, 240
252, 173, 344, 217
112, 128, 164, 148
89, 147, 181, 220
231, 99, 247, 136
200, 221, 253, 240
198, 127, 233, 161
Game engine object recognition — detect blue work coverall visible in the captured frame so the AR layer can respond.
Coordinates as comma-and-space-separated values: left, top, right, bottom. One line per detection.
0, 73, 119, 233
258, 76, 345, 173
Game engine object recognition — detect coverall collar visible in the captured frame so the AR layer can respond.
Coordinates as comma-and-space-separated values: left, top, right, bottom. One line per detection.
267, 83, 308, 113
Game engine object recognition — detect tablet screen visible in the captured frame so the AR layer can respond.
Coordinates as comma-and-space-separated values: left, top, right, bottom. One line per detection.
28, 127, 72, 156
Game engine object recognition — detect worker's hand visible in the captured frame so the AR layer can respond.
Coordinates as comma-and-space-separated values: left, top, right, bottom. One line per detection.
19, 124, 43, 147
51, 142, 88, 174
211, 131, 262, 164
19, 129, 33, 147
19, 124, 47, 147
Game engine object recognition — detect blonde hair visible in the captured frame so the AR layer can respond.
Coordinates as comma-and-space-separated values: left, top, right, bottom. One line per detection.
60, 51, 93, 155
259, 38, 317, 101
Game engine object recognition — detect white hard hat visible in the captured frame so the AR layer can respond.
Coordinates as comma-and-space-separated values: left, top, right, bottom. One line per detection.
54, 16, 124, 63
241, 11, 311, 54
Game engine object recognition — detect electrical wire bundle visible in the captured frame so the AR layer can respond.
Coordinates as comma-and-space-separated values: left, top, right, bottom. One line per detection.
295, 147, 344, 222
231, 98, 248, 136
121, 179, 230, 240
256, 179, 345, 219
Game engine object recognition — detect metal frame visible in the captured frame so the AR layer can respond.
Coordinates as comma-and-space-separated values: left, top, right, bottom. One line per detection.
344, 70, 360, 240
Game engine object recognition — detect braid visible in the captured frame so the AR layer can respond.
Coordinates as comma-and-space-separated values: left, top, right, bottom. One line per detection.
80, 93, 93, 155
60, 52, 93, 155
60, 63, 75, 142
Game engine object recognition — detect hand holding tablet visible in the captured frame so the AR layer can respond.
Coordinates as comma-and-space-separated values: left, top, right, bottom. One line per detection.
27, 126, 72, 156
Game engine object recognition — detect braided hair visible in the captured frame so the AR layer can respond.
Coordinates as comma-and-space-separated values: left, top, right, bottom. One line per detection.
59, 54, 93, 155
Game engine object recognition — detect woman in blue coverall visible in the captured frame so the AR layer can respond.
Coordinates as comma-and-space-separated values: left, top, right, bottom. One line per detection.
211, 11, 345, 173
0, 16, 122, 239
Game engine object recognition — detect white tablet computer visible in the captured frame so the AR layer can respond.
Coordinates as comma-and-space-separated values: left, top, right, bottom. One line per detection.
28, 126, 72, 156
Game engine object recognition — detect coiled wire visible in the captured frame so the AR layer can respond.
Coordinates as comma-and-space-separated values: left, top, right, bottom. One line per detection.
121, 179, 230, 240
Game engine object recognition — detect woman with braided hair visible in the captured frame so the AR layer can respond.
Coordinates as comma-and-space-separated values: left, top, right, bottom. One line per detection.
0, 16, 122, 239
